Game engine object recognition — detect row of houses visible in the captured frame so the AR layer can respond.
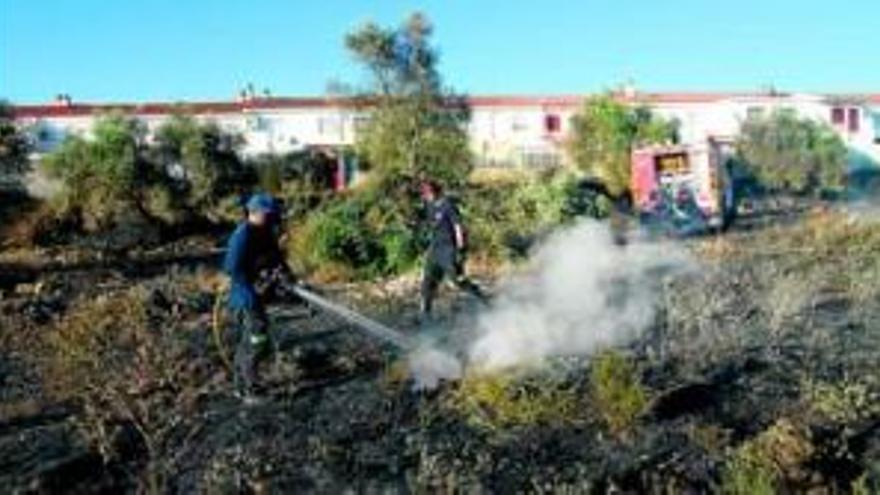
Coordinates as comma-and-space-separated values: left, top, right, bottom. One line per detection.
11, 90, 880, 175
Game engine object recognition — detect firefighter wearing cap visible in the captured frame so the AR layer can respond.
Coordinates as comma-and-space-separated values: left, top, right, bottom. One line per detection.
223, 192, 294, 400
418, 180, 488, 319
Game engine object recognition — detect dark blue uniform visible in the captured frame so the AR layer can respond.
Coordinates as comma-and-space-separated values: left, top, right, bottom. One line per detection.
420, 196, 487, 317
223, 221, 288, 395
427, 197, 461, 270
224, 222, 287, 310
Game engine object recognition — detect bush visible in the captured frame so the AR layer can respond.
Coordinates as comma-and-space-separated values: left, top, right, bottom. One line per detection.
347, 13, 473, 192
38, 112, 255, 245
464, 172, 579, 261
152, 114, 252, 212
40, 285, 212, 487
288, 190, 422, 280
590, 350, 648, 437
287, 171, 592, 280
0, 100, 30, 177
736, 110, 847, 196
802, 378, 880, 424
721, 448, 777, 495
720, 418, 814, 494
567, 93, 676, 196
445, 371, 580, 431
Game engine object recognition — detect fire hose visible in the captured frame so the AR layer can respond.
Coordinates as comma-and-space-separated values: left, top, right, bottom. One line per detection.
212, 283, 415, 371
289, 285, 416, 351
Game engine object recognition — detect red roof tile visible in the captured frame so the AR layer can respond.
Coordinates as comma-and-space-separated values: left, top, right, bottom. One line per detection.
11, 93, 880, 119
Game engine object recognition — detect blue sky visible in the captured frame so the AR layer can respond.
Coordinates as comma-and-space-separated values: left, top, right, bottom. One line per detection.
2, 0, 878, 104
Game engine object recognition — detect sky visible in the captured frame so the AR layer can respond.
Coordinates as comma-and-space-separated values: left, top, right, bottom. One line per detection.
2, 0, 879, 104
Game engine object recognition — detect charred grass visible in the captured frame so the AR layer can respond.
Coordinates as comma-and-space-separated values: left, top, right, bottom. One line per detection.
1, 208, 880, 492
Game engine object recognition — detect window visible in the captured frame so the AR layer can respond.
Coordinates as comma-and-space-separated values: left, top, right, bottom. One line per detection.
511, 115, 528, 132
746, 106, 764, 120
36, 127, 52, 144
352, 116, 371, 132
848, 108, 860, 133
544, 114, 561, 133
317, 116, 341, 135
873, 113, 880, 144
247, 115, 269, 131
518, 147, 561, 169
831, 107, 845, 125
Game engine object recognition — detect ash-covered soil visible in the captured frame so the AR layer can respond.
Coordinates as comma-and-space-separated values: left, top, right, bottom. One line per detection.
2, 213, 880, 494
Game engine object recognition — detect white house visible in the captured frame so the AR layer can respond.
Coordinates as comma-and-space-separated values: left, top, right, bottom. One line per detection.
12, 91, 880, 173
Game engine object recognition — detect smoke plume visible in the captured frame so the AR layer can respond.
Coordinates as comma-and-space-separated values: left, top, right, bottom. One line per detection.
406, 219, 692, 386
408, 343, 463, 389
467, 220, 691, 371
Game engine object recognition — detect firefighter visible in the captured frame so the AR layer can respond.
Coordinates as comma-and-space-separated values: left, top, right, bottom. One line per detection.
223, 192, 295, 402
418, 180, 488, 320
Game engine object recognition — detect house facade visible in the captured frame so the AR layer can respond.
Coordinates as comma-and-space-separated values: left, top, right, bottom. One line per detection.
11, 92, 880, 172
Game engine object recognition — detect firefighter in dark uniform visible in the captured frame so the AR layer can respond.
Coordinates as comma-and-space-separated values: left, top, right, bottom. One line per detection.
418, 180, 488, 319
222, 193, 295, 402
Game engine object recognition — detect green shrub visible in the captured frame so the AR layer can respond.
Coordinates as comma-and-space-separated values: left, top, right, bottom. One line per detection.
445, 371, 580, 431
802, 377, 880, 424
41, 114, 154, 227
290, 192, 421, 280
590, 350, 648, 436
567, 94, 677, 196
289, 171, 587, 280
464, 172, 578, 260
720, 418, 814, 494
39, 112, 255, 241
257, 158, 283, 195
721, 448, 777, 495
736, 110, 847, 195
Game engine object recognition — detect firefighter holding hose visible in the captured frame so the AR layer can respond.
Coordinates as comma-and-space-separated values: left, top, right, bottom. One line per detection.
223, 192, 296, 403
418, 179, 488, 321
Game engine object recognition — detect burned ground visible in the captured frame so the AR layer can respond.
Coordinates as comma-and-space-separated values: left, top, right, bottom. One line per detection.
2, 210, 880, 493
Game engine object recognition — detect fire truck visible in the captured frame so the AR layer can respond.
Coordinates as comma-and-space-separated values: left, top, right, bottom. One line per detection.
630, 138, 737, 234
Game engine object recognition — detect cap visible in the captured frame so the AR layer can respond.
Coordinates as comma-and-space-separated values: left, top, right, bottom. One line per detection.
245, 193, 279, 214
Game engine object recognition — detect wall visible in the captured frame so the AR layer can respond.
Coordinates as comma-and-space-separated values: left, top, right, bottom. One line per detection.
14, 93, 880, 172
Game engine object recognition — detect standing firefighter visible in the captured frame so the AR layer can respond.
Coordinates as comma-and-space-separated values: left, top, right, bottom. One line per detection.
223, 192, 295, 402
419, 180, 488, 320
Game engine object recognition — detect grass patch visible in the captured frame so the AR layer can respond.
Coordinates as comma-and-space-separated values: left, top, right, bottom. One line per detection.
445, 370, 580, 432
590, 350, 648, 437
39, 284, 214, 488
802, 377, 880, 424
721, 418, 814, 494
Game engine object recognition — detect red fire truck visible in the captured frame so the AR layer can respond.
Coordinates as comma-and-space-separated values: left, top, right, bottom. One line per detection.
630, 138, 737, 233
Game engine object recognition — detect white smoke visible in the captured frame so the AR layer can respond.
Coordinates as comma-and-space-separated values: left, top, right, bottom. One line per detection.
406, 219, 692, 386
407, 344, 463, 389
467, 220, 691, 371
23, 168, 62, 199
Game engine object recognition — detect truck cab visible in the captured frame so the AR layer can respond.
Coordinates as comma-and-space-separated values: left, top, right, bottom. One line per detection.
631, 138, 736, 234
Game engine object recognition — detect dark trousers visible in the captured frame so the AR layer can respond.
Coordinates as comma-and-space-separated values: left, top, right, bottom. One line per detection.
233, 307, 270, 395
420, 253, 487, 316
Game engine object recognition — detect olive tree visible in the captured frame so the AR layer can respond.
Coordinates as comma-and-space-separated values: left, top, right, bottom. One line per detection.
345, 12, 472, 190
152, 114, 248, 210
736, 110, 847, 195
0, 101, 31, 177
567, 94, 677, 196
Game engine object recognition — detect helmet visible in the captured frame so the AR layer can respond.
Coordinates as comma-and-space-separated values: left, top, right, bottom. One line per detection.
245, 193, 279, 215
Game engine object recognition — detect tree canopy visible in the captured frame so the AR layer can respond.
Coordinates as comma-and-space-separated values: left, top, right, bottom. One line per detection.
152, 113, 248, 210
0, 100, 31, 177
567, 94, 677, 196
345, 12, 472, 190
736, 110, 847, 195
41, 112, 250, 228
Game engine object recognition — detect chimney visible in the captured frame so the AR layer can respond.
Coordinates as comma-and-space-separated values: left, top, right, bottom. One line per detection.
622, 82, 637, 99
53, 94, 73, 107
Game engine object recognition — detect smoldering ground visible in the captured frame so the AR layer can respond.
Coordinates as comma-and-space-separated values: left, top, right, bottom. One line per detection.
408, 220, 694, 384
